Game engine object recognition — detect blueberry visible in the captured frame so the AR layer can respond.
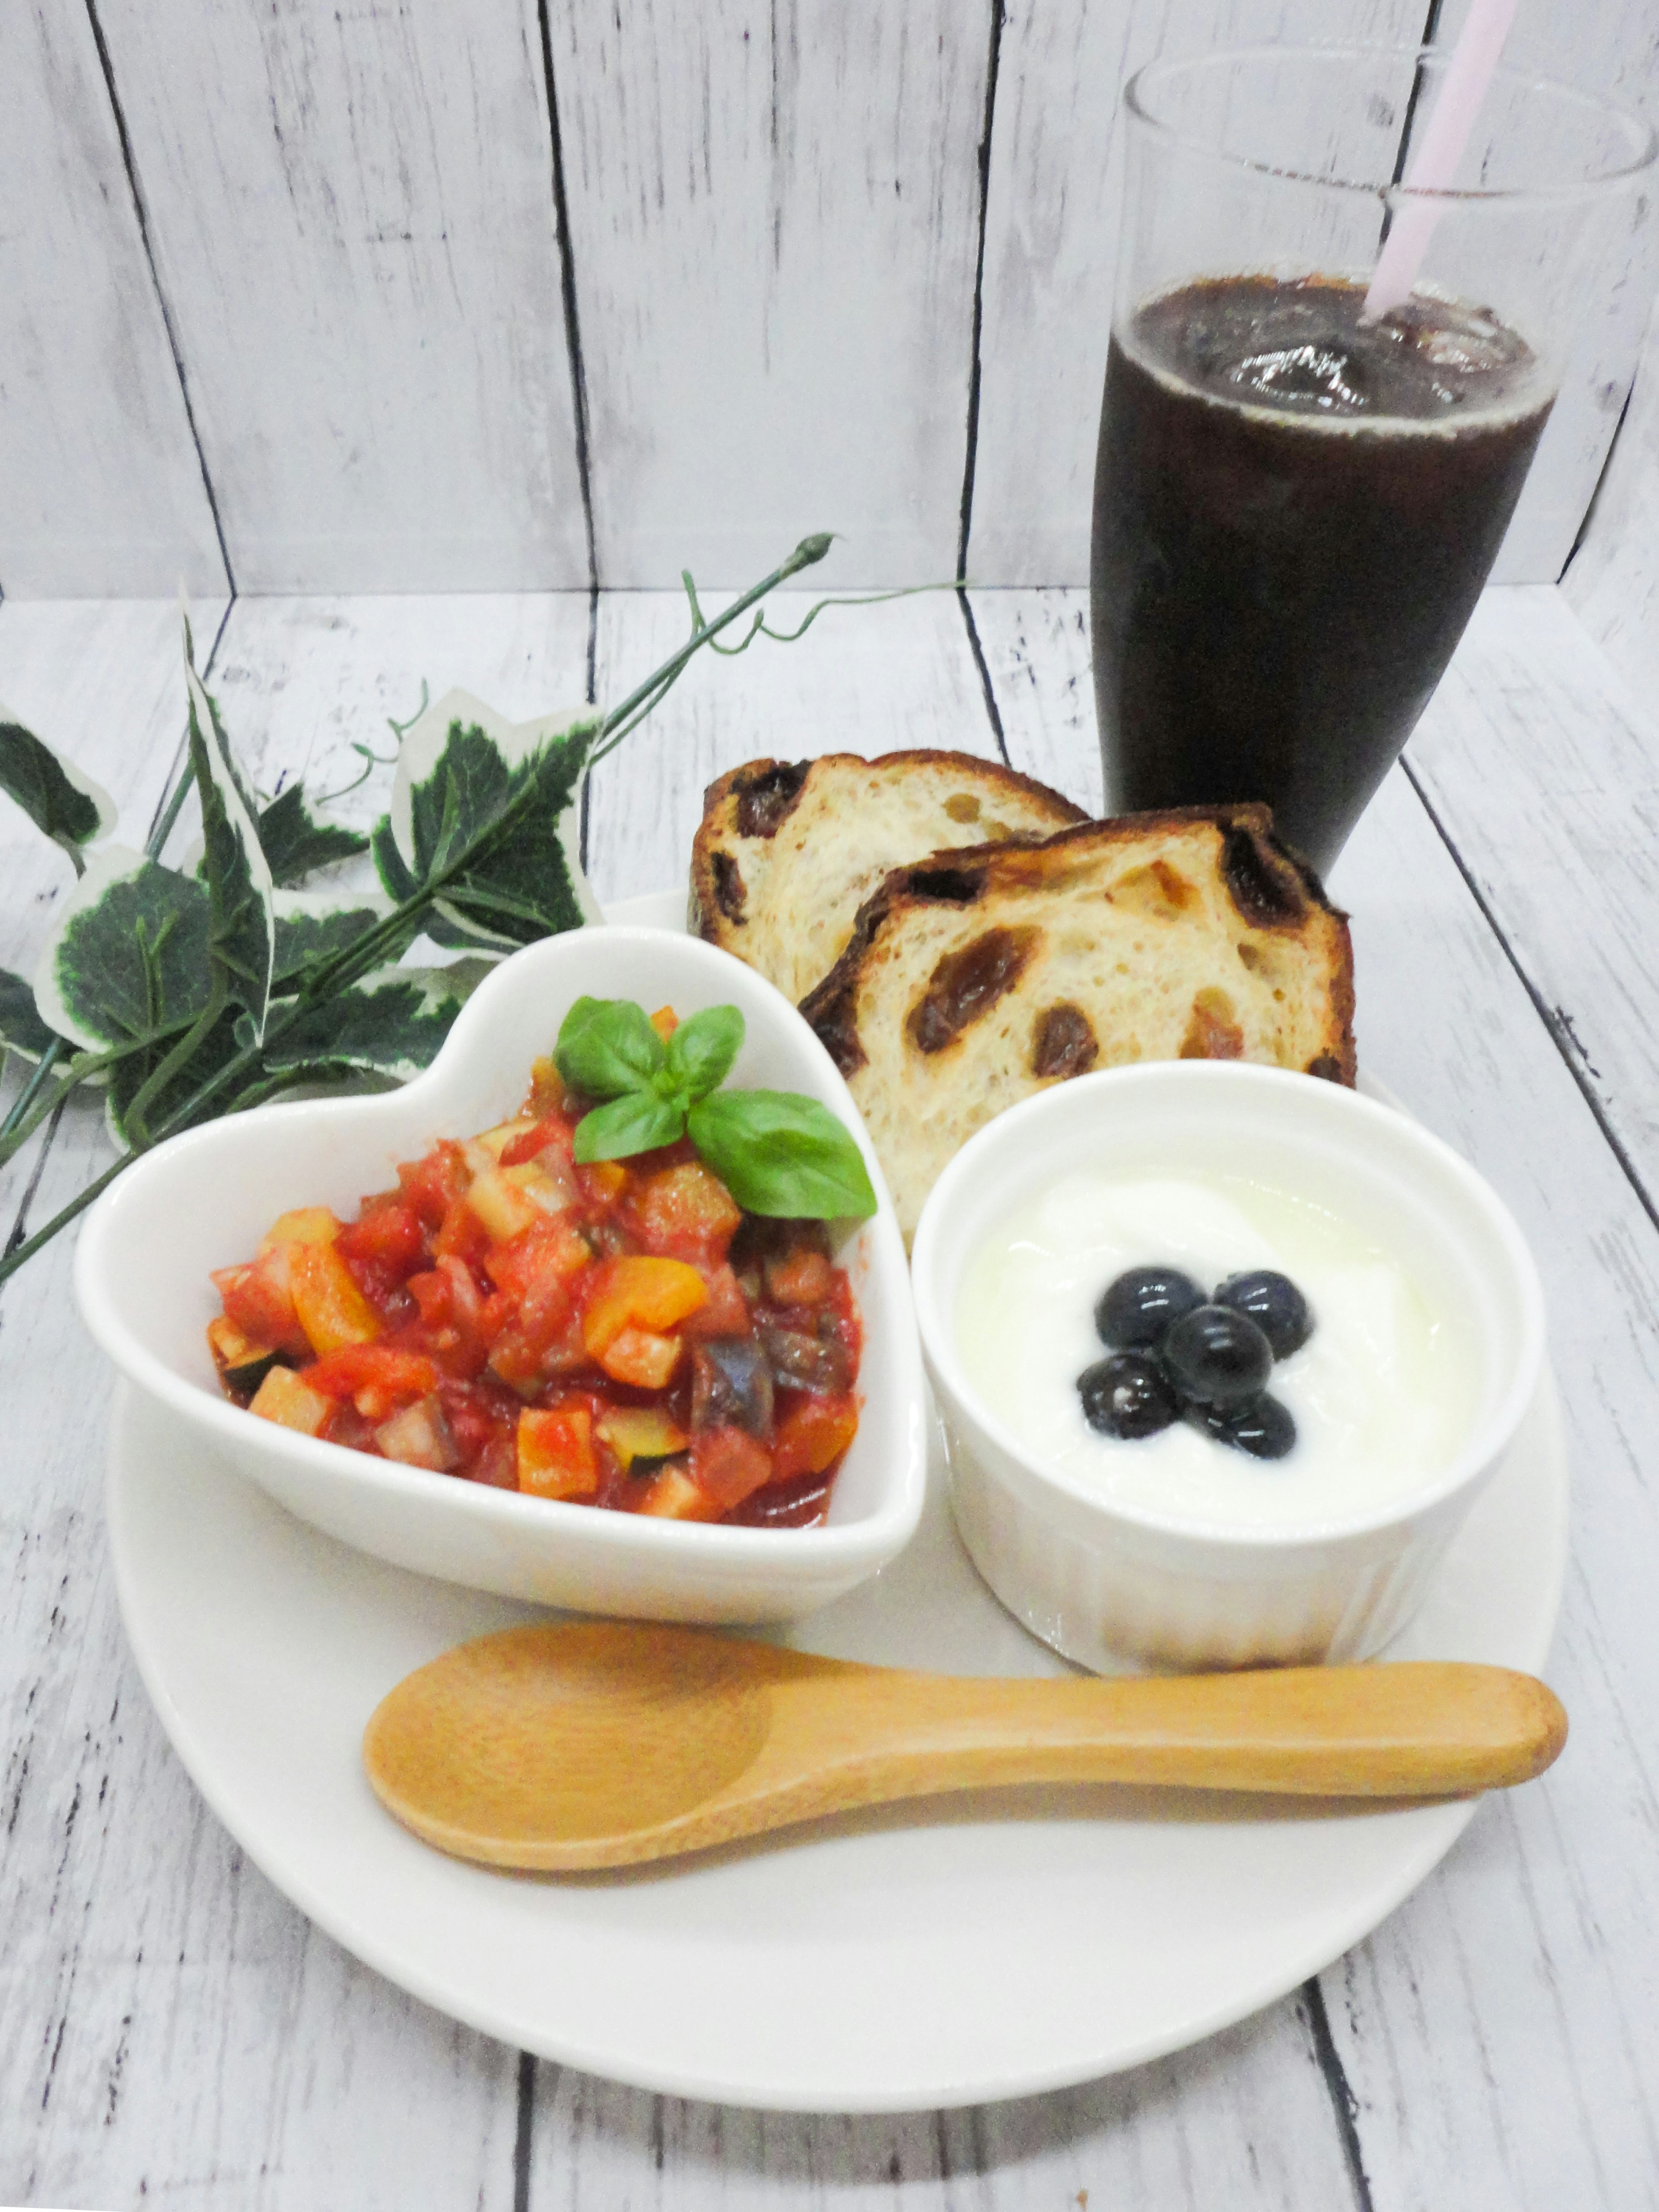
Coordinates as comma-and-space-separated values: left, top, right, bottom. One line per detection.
1077, 1353, 1179, 1441
1213, 1270, 1313, 1360
1094, 1267, 1205, 1352
1186, 1393, 1297, 1460
1161, 1303, 1274, 1407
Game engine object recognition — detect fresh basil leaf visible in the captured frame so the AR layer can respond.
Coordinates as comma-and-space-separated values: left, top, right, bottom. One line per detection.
688, 1090, 877, 1219
573, 1090, 686, 1163
257, 782, 370, 886
664, 1004, 744, 1103
186, 661, 275, 1038
245, 960, 486, 1081
381, 689, 602, 948
555, 996, 666, 1100
34, 845, 212, 1055
0, 967, 63, 1062
0, 715, 116, 875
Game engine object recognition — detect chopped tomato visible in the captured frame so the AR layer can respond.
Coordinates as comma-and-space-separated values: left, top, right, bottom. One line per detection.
304, 1343, 440, 1405
210, 1014, 862, 1525
690, 1426, 774, 1511
517, 1405, 599, 1500
397, 1141, 469, 1228
335, 1202, 427, 1281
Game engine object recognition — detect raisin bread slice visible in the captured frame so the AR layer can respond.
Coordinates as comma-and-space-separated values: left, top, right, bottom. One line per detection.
690, 751, 1086, 1007
799, 804, 1356, 1238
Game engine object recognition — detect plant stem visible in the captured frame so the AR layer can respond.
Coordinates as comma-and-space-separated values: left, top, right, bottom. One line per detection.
586, 534, 831, 767
0, 1040, 65, 1147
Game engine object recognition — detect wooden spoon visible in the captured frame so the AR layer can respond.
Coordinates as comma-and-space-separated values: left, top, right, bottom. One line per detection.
361, 1621, 1567, 1872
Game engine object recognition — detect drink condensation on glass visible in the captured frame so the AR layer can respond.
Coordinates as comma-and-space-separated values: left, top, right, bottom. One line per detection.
1090, 47, 1655, 880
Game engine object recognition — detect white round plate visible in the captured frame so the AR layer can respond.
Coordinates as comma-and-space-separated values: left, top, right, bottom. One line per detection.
104, 888, 1570, 2111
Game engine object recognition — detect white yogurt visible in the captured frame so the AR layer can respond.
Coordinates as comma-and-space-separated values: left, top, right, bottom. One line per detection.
953, 1170, 1478, 1532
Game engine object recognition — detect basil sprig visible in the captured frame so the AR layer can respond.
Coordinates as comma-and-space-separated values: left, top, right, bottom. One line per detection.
554, 997, 877, 1220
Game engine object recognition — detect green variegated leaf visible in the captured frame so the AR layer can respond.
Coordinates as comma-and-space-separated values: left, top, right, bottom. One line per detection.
273, 887, 402, 984
34, 845, 212, 1055
0, 710, 116, 874
258, 781, 371, 886
249, 959, 492, 1081
0, 967, 61, 1062
376, 689, 602, 949
185, 660, 275, 1037
105, 1002, 242, 1148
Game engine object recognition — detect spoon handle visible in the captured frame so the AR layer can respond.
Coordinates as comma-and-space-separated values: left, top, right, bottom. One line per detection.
819, 1660, 1567, 1798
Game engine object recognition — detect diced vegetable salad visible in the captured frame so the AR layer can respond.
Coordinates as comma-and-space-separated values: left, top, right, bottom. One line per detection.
208, 1011, 862, 1527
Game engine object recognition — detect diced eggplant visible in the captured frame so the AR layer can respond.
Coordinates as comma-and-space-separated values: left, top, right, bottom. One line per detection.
691, 1337, 775, 1436
756, 1319, 850, 1395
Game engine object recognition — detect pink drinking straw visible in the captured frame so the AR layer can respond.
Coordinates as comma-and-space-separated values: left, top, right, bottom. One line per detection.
1363, 0, 1519, 320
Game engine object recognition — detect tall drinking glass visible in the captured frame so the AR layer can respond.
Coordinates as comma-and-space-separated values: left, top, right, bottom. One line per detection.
1090, 46, 1655, 879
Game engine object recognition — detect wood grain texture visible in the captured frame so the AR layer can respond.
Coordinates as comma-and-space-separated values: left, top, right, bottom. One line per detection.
550, 0, 987, 588
969, 0, 1658, 589
0, 10, 227, 597
1402, 586, 1659, 1191
84, 0, 588, 594
1442, 0, 1659, 583
976, 580, 1659, 2210
585, 587, 999, 904
526, 2001, 1359, 2207
1563, 296, 1659, 701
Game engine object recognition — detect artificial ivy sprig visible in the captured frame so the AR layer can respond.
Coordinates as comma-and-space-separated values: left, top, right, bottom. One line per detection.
553, 996, 877, 1222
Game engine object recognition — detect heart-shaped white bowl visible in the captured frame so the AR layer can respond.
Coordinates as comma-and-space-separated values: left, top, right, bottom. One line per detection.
76, 927, 927, 1623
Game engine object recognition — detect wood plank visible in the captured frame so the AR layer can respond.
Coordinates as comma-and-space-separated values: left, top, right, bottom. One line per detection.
550, 0, 986, 587
1562, 296, 1659, 703
1403, 586, 1659, 1199
0, 597, 617, 2209
969, 0, 1657, 589
973, 582, 1659, 2209
584, 587, 1000, 905
0, 13, 226, 596
87, 0, 587, 593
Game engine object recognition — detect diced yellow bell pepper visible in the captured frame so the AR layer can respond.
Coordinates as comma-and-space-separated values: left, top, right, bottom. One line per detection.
582, 1255, 708, 1358
259, 1206, 342, 1254
635, 1161, 742, 1252
248, 1365, 334, 1436
596, 1406, 689, 1471
648, 1005, 678, 1040
287, 1240, 381, 1355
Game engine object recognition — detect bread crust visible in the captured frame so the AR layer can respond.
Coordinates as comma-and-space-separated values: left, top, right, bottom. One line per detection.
689, 750, 1087, 1005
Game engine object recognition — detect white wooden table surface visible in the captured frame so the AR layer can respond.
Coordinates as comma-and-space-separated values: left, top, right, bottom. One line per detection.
2, 575, 1656, 2210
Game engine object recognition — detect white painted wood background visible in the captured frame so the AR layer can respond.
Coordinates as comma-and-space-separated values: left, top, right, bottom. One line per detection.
1, 0, 1655, 596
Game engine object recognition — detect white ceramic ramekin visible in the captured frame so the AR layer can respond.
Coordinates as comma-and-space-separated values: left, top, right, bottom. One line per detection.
910, 1062, 1546, 1672
77, 928, 926, 1624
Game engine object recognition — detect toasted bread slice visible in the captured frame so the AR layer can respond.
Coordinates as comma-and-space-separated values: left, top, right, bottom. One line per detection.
799, 805, 1356, 1237
690, 751, 1087, 1007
